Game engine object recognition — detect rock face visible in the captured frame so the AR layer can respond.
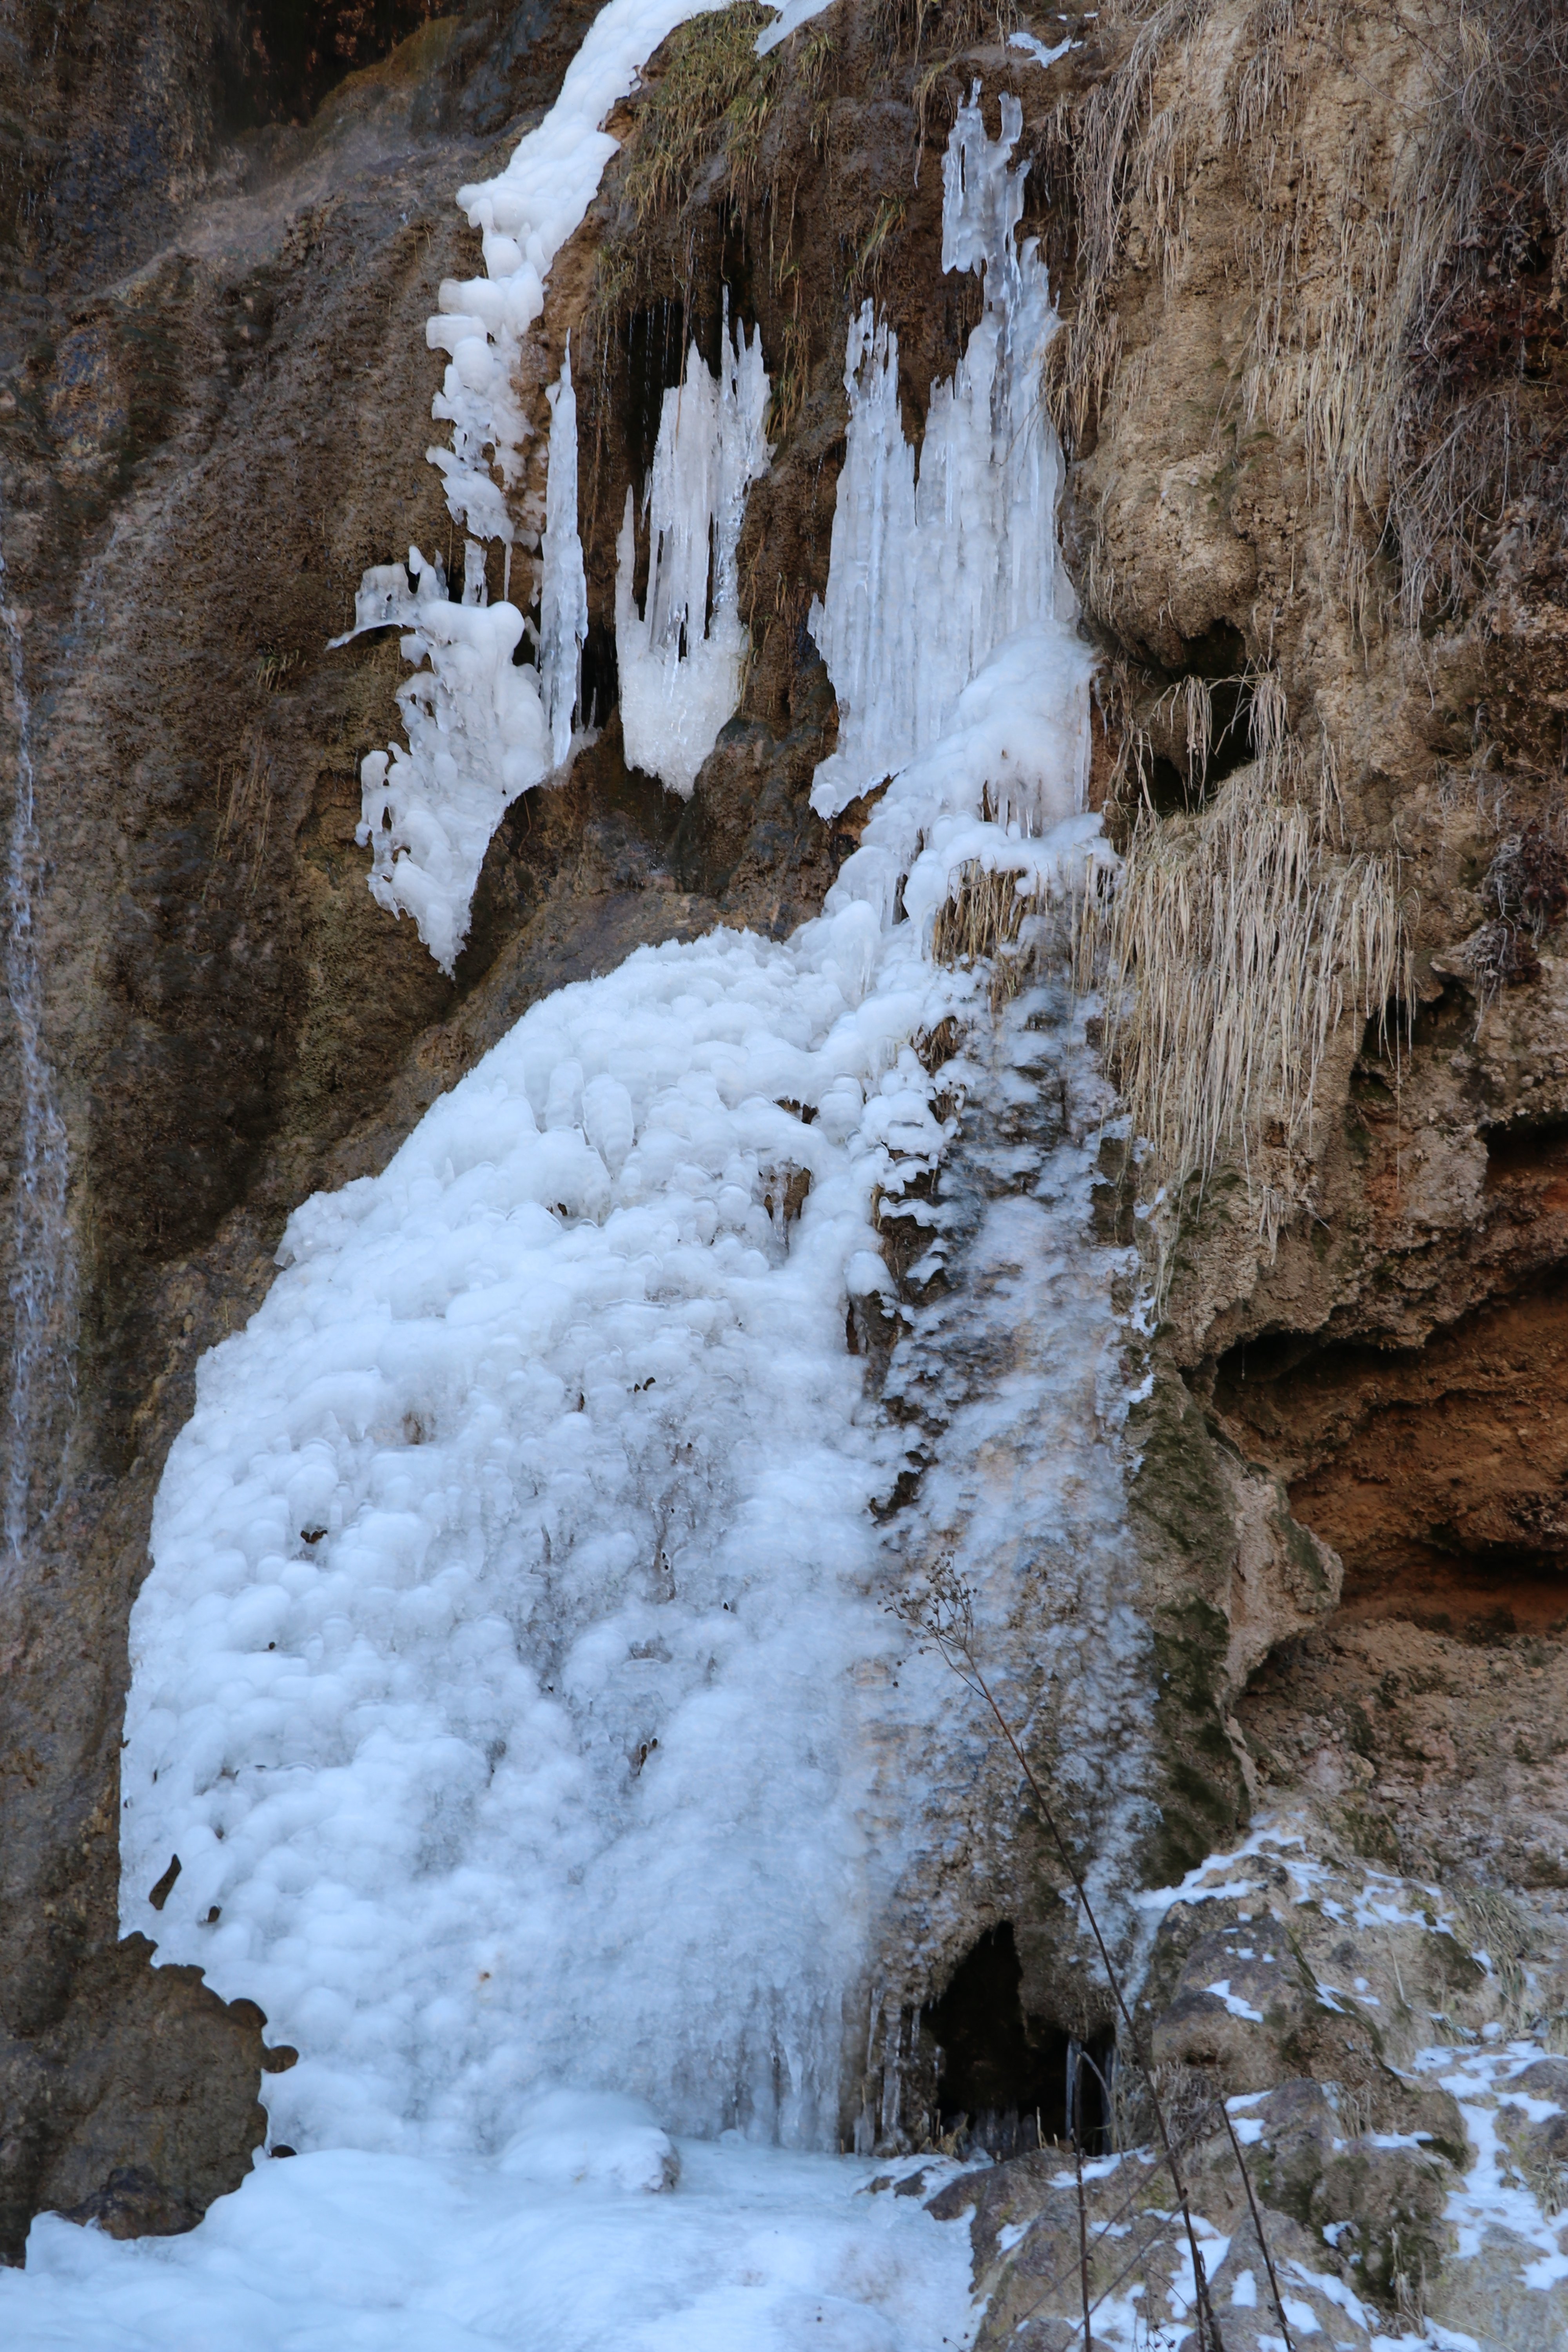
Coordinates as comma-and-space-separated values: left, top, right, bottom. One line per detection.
1, 0, 1565, 2312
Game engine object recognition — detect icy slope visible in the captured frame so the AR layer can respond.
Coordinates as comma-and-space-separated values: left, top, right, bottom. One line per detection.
3, 2119, 977, 2352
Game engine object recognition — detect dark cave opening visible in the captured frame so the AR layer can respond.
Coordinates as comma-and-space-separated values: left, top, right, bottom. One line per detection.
1140, 620, 1258, 811
624, 300, 689, 480
923, 1923, 1113, 2158
578, 619, 619, 733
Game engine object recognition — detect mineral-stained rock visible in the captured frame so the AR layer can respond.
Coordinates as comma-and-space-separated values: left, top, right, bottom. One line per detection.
0, 1936, 275, 2261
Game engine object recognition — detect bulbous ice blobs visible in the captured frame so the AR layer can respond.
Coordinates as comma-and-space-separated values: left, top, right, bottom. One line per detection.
498, 2090, 680, 2194
346, 548, 551, 973
616, 314, 771, 797
544, 1057, 584, 1131
583, 1075, 636, 1176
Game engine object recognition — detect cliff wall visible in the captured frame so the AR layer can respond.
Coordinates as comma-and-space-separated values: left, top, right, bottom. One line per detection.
0, 0, 1564, 2308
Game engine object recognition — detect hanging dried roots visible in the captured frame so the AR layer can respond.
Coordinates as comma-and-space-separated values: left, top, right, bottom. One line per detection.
931, 858, 1110, 1011
1102, 775, 1408, 1251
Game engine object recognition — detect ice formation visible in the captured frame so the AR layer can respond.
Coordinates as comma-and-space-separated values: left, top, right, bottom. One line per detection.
426, 0, 732, 543
808, 85, 1067, 818
122, 606, 1104, 2168
120, 59, 1111, 2257
341, 337, 597, 974
343, 0, 731, 967
616, 316, 772, 796
1007, 28, 1078, 69
345, 547, 551, 976
540, 346, 590, 768
754, 0, 837, 54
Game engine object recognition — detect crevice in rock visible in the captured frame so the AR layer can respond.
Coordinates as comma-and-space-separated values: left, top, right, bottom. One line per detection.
923, 1923, 1074, 2159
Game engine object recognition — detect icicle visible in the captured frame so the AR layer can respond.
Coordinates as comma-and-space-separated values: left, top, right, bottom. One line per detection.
808, 87, 1069, 819
539, 342, 589, 769
425, 0, 734, 544
616, 309, 771, 797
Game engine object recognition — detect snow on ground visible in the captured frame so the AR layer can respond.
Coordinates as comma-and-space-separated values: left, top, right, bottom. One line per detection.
1, 2107, 978, 2352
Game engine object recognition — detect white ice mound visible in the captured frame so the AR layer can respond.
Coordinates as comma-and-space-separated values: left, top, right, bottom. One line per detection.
121, 895, 959, 2159
499, 2090, 680, 2193
616, 314, 772, 796
808, 85, 1069, 819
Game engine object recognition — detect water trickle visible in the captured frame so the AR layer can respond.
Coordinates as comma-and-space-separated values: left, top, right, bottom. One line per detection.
1, 523, 74, 1567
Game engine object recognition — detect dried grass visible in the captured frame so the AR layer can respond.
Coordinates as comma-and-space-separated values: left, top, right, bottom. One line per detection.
931, 852, 1111, 1010
1056, 0, 1568, 639
208, 732, 277, 906
621, 5, 779, 225
1102, 773, 1408, 1250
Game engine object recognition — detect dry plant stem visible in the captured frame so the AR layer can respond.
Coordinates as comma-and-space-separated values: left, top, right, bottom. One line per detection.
1218, 2098, 1296, 2352
1007, 2134, 1201, 2343
1074, 2120, 1093, 2351
1103, 779, 1406, 1256
948, 1635, 1225, 2352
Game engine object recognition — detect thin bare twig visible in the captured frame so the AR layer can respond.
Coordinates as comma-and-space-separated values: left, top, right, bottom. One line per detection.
1218, 2098, 1297, 2352
1074, 2107, 1093, 2351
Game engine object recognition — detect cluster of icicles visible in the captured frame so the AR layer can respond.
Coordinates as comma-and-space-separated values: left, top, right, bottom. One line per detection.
338, 0, 1076, 973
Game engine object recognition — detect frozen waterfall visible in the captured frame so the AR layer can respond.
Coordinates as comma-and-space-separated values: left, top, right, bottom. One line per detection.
122, 74, 1114, 2169
342, 0, 736, 971
808, 86, 1067, 818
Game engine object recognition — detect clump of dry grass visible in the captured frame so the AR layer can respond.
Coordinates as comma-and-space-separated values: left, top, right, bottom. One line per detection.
1102, 773, 1408, 1250
621, 5, 779, 224
931, 853, 1111, 1010
1055, 0, 1568, 641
